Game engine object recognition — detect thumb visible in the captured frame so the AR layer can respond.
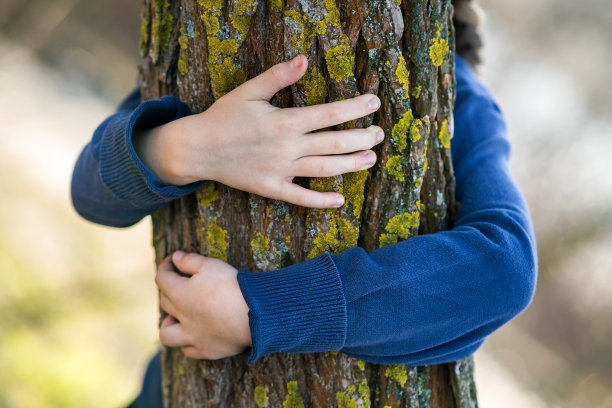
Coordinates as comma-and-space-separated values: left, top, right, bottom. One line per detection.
172, 251, 206, 276
233, 54, 308, 101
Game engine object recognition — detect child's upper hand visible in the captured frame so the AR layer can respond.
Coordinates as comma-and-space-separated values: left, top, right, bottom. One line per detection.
156, 251, 251, 360
135, 54, 383, 208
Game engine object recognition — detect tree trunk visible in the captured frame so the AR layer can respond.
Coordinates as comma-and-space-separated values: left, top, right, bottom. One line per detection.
139, 0, 477, 406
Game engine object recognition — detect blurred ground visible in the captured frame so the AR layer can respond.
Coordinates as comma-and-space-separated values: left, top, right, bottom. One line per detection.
0, 0, 611, 407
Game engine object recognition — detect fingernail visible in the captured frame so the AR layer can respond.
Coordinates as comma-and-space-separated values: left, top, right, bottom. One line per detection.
376, 129, 384, 143
333, 195, 345, 207
368, 97, 380, 110
364, 151, 376, 165
290, 55, 301, 68
174, 251, 185, 261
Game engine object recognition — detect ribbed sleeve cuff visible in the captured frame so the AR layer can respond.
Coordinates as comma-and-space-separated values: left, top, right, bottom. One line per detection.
237, 253, 347, 365
99, 96, 201, 209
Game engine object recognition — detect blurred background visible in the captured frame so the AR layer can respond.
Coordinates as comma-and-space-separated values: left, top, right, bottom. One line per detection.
0, 0, 610, 406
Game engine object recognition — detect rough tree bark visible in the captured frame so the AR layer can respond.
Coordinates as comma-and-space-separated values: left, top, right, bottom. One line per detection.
139, 0, 477, 406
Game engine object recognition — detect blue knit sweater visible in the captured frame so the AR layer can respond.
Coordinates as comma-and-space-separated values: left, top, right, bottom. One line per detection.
71, 57, 537, 366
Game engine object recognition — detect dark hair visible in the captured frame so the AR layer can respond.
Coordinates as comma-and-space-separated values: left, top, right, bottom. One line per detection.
452, 0, 483, 69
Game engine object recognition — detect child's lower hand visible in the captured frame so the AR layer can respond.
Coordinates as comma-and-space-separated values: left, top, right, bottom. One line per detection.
155, 251, 251, 360
135, 54, 383, 208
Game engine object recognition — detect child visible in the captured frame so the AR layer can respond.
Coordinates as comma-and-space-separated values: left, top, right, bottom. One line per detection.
71, 0, 536, 405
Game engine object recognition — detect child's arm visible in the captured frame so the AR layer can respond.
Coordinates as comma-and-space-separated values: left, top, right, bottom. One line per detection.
71, 89, 194, 226
155, 56, 537, 365
71, 55, 383, 227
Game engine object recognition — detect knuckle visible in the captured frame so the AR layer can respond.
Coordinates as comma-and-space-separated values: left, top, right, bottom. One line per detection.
195, 348, 217, 360
202, 351, 216, 360
328, 105, 343, 124
332, 137, 345, 153
163, 285, 176, 301
355, 129, 371, 149
296, 114, 311, 132
182, 331, 196, 346
294, 193, 317, 208
276, 115, 293, 134
160, 297, 169, 311
319, 160, 333, 176
363, 97, 375, 115
269, 64, 283, 82
159, 330, 169, 345
354, 155, 362, 171
261, 179, 282, 200
369, 127, 381, 146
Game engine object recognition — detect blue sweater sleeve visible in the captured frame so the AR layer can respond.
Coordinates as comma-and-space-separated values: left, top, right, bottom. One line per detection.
70, 89, 201, 227
238, 57, 538, 365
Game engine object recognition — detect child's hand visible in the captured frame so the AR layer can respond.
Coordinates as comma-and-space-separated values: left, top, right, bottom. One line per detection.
155, 251, 251, 360
135, 54, 383, 208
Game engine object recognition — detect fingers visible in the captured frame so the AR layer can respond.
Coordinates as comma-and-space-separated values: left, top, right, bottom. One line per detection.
300, 125, 384, 156
181, 346, 203, 360
155, 255, 186, 294
293, 150, 377, 178
159, 315, 186, 347
283, 94, 381, 132
276, 182, 345, 208
233, 54, 308, 101
160, 292, 179, 317
171, 251, 207, 276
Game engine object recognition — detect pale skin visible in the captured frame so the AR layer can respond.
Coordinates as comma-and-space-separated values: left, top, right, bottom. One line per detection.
156, 252, 250, 360
141, 55, 383, 359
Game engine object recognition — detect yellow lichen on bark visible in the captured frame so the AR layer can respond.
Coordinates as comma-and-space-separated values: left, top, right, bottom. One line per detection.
391, 110, 430, 153
271, 0, 282, 11
326, 44, 354, 82
178, 57, 188, 75
178, 35, 189, 49
359, 379, 371, 408
385, 365, 408, 387
283, 381, 305, 408
284, 10, 316, 56
308, 214, 359, 259
386, 155, 405, 182
334, 378, 370, 408
209, 57, 247, 96
395, 54, 410, 99
429, 22, 449, 67
203, 219, 229, 261
197, 180, 218, 207
254, 386, 268, 407
139, 18, 149, 51
310, 176, 342, 194
151, 0, 173, 61
336, 390, 358, 408
250, 233, 271, 258
199, 0, 254, 97
343, 170, 368, 218
230, 0, 256, 39
379, 212, 420, 247
201, 12, 220, 35
438, 118, 451, 148
299, 67, 328, 105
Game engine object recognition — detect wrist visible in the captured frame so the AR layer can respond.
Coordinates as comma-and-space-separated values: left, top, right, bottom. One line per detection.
133, 119, 196, 186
